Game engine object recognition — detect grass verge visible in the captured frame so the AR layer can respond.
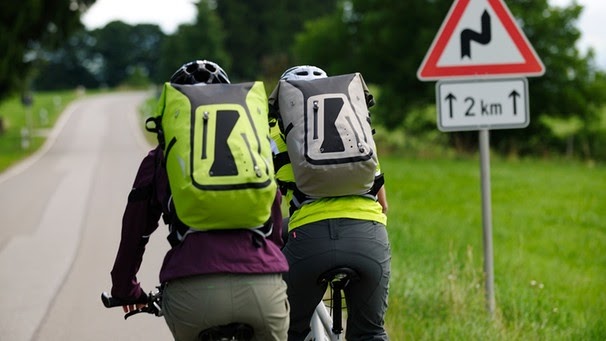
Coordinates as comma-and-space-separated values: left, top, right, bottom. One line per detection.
382, 155, 605, 340
0, 90, 80, 172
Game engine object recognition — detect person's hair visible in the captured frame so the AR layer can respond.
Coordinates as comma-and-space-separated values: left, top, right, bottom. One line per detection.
170, 60, 230, 85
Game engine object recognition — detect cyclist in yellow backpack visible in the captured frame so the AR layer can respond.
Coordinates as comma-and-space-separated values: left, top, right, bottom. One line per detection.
109, 60, 289, 341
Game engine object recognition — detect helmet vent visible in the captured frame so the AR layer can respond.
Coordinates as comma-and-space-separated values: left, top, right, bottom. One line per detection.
194, 70, 212, 83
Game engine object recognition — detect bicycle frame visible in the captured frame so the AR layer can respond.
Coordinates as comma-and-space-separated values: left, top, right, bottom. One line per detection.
307, 300, 342, 341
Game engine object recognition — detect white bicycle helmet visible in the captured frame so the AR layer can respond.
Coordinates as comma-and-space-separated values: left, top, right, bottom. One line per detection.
280, 65, 327, 81
170, 60, 230, 85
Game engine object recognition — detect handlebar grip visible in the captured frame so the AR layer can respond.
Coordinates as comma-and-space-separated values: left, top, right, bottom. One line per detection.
101, 292, 147, 308
101, 292, 124, 308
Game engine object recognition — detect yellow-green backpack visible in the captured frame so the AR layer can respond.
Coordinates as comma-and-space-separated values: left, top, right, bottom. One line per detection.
149, 81, 276, 231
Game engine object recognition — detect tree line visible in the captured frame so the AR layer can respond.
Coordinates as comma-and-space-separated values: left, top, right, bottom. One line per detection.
4, 0, 606, 160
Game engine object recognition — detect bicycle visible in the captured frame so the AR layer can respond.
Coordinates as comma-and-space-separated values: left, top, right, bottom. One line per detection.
305, 267, 360, 341
101, 288, 253, 341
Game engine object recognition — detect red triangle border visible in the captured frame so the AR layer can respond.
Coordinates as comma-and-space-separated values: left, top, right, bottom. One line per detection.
418, 0, 545, 80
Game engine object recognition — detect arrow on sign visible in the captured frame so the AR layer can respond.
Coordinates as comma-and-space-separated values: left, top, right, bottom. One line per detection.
509, 90, 520, 115
445, 93, 457, 118
461, 10, 492, 59
436, 78, 529, 131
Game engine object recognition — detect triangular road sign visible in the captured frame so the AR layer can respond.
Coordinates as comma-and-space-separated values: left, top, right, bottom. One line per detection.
417, 0, 545, 81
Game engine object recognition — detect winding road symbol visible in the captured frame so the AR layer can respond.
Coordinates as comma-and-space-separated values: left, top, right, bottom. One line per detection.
460, 10, 491, 59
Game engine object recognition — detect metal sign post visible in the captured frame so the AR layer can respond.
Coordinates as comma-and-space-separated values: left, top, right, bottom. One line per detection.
417, 0, 545, 316
479, 129, 495, 314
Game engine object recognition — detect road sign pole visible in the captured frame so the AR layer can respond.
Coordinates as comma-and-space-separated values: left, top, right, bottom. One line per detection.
479, 129, 496, 316
418, 0, 545, 319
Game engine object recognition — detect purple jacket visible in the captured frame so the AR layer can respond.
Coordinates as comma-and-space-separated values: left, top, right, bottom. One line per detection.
110, 147, 288, 301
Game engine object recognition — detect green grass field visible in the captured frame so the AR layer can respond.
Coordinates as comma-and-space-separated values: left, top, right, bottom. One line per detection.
1, 93, 604, 340
381, 155, 605, 340
0, 90, 79, 172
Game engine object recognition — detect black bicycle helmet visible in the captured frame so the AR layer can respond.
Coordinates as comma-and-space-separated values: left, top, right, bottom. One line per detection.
169, 60, 230, 85
280, 65, 327, 81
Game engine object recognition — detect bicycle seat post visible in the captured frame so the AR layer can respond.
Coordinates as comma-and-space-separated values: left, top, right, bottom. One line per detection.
331, 279, 345, 334
317, 267, 360, 337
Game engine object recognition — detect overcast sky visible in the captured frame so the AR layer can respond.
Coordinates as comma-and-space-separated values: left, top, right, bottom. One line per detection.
81, 0, 606, 70
549, 0, 606, 69
81, 0, 196, 34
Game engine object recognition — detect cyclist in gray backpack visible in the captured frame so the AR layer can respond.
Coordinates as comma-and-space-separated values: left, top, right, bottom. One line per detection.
269, 65, 391, 340
109, 60, 289, 341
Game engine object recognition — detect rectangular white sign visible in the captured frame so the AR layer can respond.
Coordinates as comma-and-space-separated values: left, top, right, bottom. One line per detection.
436, 78, 529, 131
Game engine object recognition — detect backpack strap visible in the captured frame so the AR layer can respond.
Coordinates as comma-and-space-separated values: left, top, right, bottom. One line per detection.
276, 179, 294, 197
286, 173, 385, 215
165, 196, 192, 247
288, 187, 315, 216
165, 194, 273, 248
273, 151, 290, 173
145, 116, 165, 150
368, 173, 385, 197
166, 197, 270, 245
250, 219, 273, 248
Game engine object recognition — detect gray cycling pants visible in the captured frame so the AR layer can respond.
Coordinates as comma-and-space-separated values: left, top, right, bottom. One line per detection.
162, 273, 289, 341
282, 219, 391, 340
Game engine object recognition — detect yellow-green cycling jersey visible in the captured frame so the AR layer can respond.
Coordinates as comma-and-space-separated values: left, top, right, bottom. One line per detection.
270, 122, 386, 231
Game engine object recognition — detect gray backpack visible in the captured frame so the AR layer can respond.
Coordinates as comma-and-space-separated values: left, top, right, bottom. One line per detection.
269, 73, 380, 202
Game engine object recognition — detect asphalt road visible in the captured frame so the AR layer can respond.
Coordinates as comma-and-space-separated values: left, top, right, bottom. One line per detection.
0, 92, 172, 340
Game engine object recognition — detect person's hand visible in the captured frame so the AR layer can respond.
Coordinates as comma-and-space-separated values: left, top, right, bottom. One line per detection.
121, 291, 148, 313
122, 303, 147, 313
377, 186, 388, 214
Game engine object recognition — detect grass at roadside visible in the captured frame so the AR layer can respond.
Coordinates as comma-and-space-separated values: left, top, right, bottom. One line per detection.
0, 89, 156, 173
0, 90, 79, 172
382, 155, 605, 340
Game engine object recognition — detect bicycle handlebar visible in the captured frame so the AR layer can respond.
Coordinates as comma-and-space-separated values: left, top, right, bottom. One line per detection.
100, 292, 146, 308
101, 288, 163, 319
102, 288, 254, 340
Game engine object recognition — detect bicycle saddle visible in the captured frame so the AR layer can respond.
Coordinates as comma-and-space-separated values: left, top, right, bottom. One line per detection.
198, 322, 253, 341
317, 267, 360, 287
